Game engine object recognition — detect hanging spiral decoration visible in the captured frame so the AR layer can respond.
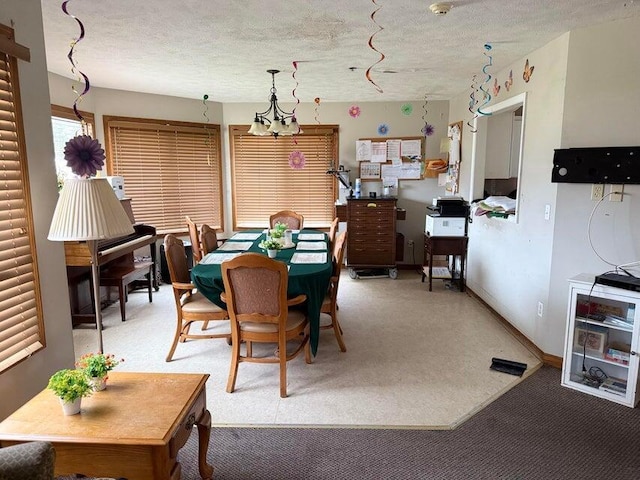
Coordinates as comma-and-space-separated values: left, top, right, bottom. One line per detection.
467, 74, 479, 133
365, 0, 385, 94
314, 97, 321, 124
421, 94, 429, 135
62, 0, 90, 125
202, 94, 211, 166
477, 43, 493, 116
291, 61, 300, 143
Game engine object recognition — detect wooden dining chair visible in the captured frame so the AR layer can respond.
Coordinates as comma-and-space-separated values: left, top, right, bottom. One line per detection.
328, 217, 339, 249
163, 234, 230, 362
221, 252, 311, 398
320, 230, 347, 352
185, 216, 203, 263
199, 224, 219, 255
269, 210, 304, 230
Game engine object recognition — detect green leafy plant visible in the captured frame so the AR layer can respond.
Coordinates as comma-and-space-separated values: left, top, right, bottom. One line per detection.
269, 228, 284, 239
274, 222, 288, 234
76, 353, 122, 378
259, 238, 283, 251
47, 369, 92, 402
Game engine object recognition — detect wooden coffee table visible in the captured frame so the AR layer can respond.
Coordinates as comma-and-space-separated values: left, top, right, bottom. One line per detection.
0, 372, 213, 480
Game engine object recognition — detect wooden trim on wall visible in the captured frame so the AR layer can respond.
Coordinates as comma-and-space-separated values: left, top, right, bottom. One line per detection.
466, 287, 562, 369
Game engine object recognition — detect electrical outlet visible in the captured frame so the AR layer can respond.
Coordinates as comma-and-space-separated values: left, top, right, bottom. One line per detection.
591, 184, 604, 201
537, 302, 544, 317
407, 239, 414, 247
609, 184, 624, 202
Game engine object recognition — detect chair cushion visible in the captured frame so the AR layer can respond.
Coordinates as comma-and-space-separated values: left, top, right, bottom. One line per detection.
182, 291, 225, 314
240, 309, 306, 333
0, 441, 55, 480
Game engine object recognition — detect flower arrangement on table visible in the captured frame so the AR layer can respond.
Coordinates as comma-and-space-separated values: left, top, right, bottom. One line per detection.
259, 238, 283, 252
47, 369, 92, 406
76, 353, 123, 390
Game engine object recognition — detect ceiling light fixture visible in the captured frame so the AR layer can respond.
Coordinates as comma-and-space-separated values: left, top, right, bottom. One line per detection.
429, 3, 452, 16
248, 69, 302, 137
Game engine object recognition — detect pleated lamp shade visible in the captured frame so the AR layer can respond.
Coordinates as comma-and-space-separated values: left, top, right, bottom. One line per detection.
48, 177, 134, 241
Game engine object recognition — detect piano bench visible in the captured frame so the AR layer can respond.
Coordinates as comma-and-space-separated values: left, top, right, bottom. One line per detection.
100, 260, 154, 322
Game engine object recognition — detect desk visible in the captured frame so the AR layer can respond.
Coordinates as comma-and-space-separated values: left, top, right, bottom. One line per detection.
0, 372, 213, 480
191, 230, 332, 356
422, 233, 468, 292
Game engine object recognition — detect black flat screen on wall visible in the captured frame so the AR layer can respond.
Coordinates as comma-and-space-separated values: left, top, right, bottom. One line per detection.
551, 146, 640, 184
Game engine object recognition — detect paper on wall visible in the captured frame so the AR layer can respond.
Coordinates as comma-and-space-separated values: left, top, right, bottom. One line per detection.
356, 140, 372, 161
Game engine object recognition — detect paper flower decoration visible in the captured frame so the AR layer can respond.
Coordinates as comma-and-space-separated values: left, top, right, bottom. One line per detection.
421, 124, 435, 136
349, 105, 361, 118
64, 135, 105, 177
288, 150, 306, 170
401, 103, 413, 116
377, 123, 389, 136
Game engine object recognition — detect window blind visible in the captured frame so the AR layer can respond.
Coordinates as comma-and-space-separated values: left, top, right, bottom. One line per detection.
0, 26, 46, 373
229, 125, 338, 229
105, 116, 223, 234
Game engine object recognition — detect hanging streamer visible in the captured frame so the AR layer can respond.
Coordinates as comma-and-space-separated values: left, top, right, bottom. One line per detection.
314, 97, 321, 124
202, 94, 211, 166
477, 43, 493, 116
467, 74, 479, 133
291, 61, 300, 144
62, 0, 90, 125
365, 0, 385, 94
421, 94, 429, 135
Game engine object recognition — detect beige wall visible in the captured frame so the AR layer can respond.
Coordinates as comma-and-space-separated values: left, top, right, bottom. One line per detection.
0, 0, 76, 419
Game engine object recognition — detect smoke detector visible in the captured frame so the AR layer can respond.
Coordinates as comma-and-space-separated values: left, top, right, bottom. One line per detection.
429, 3, 452, 16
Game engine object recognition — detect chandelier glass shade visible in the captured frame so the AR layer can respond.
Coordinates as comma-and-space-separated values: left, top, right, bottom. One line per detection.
248, 69, 302, 137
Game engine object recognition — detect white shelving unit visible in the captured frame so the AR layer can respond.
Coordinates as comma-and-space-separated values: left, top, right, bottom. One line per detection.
562, 274, 639, 407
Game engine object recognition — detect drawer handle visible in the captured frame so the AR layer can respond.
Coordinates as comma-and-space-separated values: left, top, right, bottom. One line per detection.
185, 413, 196, 430
367, 203, 377, 207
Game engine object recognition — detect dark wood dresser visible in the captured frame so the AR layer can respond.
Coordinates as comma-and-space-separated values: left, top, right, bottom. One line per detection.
346, 197, 397, 278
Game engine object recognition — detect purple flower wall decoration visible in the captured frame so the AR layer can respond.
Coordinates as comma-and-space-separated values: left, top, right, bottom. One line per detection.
377, 123, 389, 136
64, 134, 105, 177
288, 150, 306, 170
421, 124, 435, 136
348, 105, 361, 118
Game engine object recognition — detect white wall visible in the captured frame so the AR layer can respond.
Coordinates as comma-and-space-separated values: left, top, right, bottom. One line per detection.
0, 0, 76, 419
49, 74, 451, 264
548, 16, 640, 355
449, 34, 569, 351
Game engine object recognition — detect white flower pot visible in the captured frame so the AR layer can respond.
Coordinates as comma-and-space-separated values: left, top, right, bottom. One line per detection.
60, 397, 82, 416
267, 249, 278, 258
90, 375, 107, 391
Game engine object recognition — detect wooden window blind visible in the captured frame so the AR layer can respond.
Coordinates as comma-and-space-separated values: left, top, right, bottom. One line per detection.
104, 116, 223, 234
229, 125, 338, 229
0, 24, 46, 373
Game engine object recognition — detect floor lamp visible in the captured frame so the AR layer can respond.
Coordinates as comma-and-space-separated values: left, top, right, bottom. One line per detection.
48, 177, 134, 353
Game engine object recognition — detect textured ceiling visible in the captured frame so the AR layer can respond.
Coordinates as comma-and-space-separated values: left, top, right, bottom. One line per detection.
40, 0, 640, 103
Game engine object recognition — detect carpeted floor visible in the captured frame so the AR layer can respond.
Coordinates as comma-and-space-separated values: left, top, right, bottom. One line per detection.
177, 366, 640, 479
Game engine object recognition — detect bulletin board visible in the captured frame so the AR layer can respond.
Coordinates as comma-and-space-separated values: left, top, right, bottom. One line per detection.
355, 136, 425, 181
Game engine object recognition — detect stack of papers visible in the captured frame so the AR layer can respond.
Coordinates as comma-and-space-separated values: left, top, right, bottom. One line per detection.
296, 241, 327, 251
217, 241, 253, 251
290, 252, 327, 264
200, 252, 241, 264
298, 233, 325, 241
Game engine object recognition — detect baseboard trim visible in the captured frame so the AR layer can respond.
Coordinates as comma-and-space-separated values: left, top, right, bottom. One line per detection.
466, 287, 562, 370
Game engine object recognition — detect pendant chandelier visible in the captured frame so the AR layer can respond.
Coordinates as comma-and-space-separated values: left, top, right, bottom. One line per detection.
248, 69, 302, 137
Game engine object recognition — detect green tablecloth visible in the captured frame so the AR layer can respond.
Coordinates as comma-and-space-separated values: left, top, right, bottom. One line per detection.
191, 230, 332, 356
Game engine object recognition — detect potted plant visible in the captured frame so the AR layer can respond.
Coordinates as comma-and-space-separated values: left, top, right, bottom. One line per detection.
76, 353, 122, 391
259, 238, 283, 258
47, 369, 92, 415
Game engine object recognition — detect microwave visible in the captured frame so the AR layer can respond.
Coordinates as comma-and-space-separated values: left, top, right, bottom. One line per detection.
425, 214, 466, 237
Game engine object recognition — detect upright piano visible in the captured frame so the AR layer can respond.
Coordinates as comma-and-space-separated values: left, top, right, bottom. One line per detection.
65, 222, 158, 326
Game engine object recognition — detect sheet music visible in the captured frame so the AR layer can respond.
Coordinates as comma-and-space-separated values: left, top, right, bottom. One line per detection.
296, 241, 327, 251
200, 252, 241, 264
217, 241, 253, 251
297, 233, 325, 240
231, 232, 261, 241
291, 252, 327, 264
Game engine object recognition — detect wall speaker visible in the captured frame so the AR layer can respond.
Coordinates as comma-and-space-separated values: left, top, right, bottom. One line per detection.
551, 146, 640, 184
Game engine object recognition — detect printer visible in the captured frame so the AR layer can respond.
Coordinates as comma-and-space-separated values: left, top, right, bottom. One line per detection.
426, 197, 469, 236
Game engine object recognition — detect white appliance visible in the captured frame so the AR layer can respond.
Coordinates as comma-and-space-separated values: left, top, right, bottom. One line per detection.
106, 176, 125, 199
425, 214, 466, 236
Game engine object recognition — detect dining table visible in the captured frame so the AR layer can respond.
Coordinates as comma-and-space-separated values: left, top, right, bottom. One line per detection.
190, 229, 333, 356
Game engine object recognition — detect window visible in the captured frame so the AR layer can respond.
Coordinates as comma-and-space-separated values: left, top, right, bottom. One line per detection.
0, 24, 46, 372
104, 116, 223, 233
230, 125, 338, 229
50, 105, 95, 188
